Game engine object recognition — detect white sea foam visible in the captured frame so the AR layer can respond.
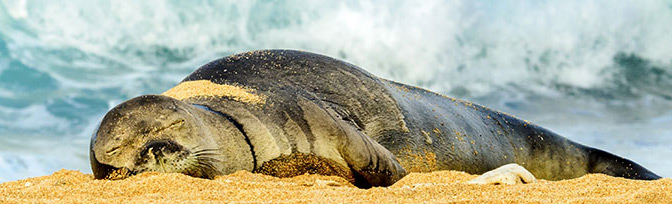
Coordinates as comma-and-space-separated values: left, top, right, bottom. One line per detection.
0, 105, 68, 132
0, 139, 90, 182
2, 0, 670, 94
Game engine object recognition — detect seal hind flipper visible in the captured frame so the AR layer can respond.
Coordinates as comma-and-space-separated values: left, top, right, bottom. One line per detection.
587, 148, 661, 180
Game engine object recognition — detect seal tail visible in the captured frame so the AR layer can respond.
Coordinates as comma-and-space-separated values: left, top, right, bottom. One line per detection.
587, 148, 661, 180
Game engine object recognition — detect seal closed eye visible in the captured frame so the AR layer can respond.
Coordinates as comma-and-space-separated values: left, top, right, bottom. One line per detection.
90, 49, 660, 188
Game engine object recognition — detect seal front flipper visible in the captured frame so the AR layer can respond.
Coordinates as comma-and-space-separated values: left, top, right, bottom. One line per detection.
337, 120, 407, 188
298, 98, 407, 188
468, 164, 537, 185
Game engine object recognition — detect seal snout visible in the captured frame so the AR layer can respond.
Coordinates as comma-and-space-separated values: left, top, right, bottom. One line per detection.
134, 139, 192, 174
140, 139, 183, 159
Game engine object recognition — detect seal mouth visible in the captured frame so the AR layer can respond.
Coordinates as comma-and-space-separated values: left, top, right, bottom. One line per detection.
104, 166, 135, 180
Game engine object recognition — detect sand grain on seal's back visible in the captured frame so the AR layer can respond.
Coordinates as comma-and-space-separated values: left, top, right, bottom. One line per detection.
1, 169, 670, 203
162, 80, 265, 104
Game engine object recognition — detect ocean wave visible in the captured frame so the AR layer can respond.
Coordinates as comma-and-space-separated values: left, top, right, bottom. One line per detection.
2, 0, 671, 98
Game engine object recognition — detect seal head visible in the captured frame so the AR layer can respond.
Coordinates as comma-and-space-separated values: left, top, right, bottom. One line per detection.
90, 95, 255, 179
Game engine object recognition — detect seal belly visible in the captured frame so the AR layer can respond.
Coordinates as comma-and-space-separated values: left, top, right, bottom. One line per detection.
253, 152, 355, 183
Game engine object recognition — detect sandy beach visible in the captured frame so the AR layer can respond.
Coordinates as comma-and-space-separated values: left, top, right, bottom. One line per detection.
1, 170, 669, 203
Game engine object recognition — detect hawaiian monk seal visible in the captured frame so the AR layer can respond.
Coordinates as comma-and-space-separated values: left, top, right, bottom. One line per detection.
90, 50, 660, 188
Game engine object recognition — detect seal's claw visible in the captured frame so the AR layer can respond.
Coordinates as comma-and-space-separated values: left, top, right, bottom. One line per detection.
467, 163, 537, 185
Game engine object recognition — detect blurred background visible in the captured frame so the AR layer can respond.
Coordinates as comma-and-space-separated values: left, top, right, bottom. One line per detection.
0, 0, 671, 182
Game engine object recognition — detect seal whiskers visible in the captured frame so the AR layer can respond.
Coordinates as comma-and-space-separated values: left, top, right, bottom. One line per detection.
187, 148, 222, 179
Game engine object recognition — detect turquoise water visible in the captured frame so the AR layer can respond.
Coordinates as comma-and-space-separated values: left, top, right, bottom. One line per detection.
0, 0, 671, 182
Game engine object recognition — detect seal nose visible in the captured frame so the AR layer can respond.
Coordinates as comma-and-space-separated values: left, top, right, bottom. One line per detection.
140, 140, 182, 159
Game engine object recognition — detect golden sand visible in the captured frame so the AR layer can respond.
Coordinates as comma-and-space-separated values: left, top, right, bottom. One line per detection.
162, 80, 265, 104
1, 170, 669, 203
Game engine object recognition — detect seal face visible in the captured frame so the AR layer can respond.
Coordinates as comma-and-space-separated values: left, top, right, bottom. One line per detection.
91, 95, 255, 180
91, 49, 660, 187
